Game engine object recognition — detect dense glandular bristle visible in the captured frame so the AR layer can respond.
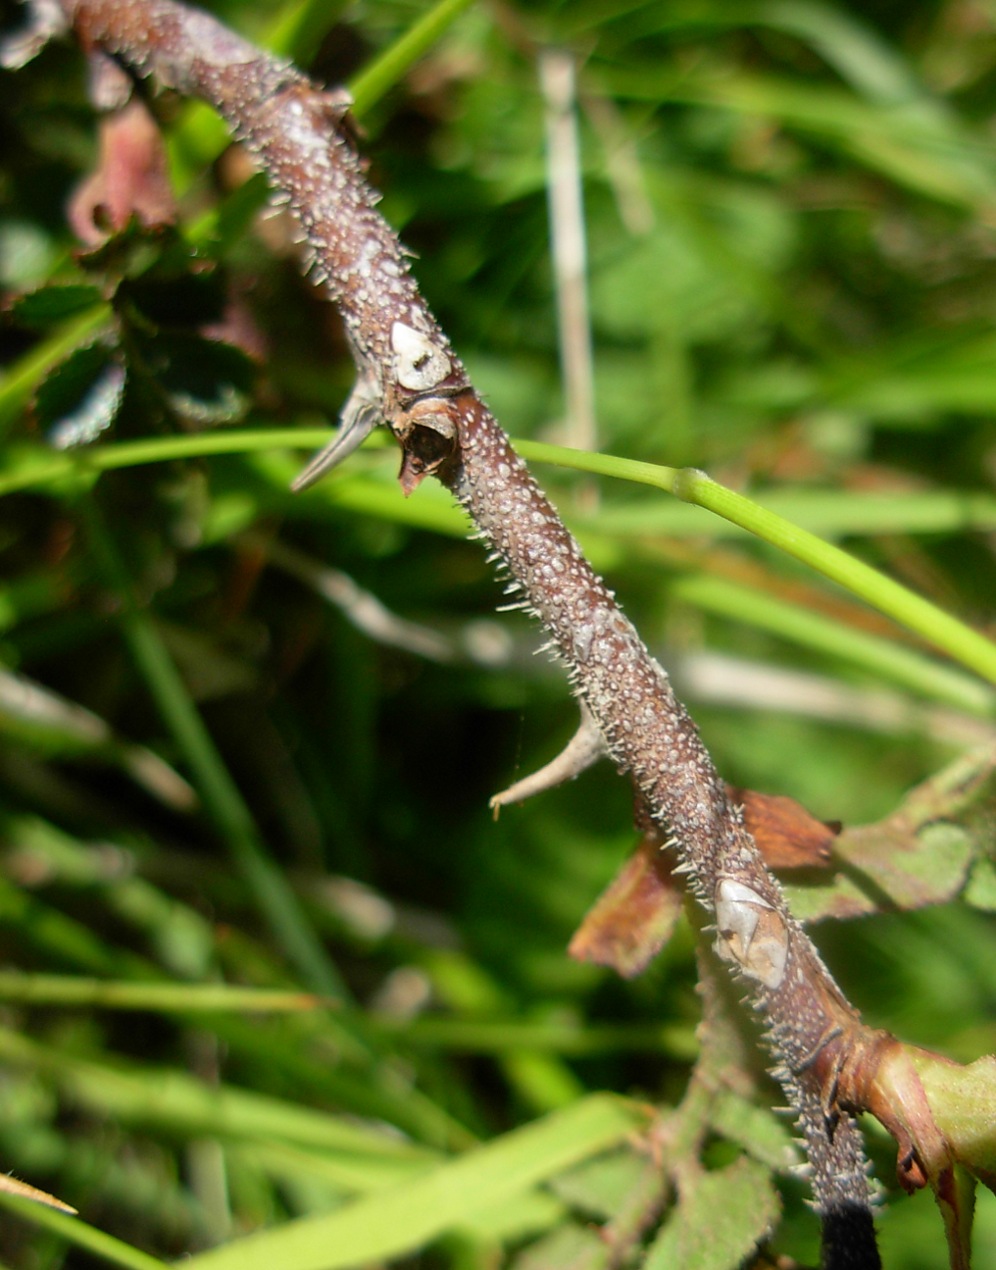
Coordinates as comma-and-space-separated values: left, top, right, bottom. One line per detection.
57, 0, 877, 1242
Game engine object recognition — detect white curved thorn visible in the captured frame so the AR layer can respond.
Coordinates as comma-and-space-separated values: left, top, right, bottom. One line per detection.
714, 876, 788, 990
489, 705, 605, 812
292, 372, 382, 492
292, 403, 378, 492
391, 321, 451, 391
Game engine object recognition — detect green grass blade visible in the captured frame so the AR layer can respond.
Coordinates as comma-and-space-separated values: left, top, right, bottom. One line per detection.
0, 873, 135, 976
599, 66, 995, 209
0, 1024, 435, 1163
0, 973, 324, 1013
672, 574, 994, 715
0, 306, 111, 432
676, 469, 996, 690
516, 441, 996, 690
0, 428, 333, 495
752, 0, 928, 103
8, 427, 993, 689
349, 0, 478, 117
9, 429, 996, 541
380, 1014, 697, 1058
182, 1094, 648, 1270
80, 495, 346, 999
260, 0, 350, 62
0, 431, 471, 540
591, 488, 996, 539
0, 1191, 168, 1270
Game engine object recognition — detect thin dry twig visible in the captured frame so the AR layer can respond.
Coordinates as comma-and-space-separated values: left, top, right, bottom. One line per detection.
541, 48, 598, 470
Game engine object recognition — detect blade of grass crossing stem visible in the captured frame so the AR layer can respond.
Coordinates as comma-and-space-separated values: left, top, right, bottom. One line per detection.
80, 493, 346, 999
182, 1094, 647, 1270
516, 441, 996, 690
675, 467, 996, 689
0, 1192, 168, 1270
10, 431, 993, 690
0, 428, 339, 495
0, 434, 470, 539
348, 0, 477, 117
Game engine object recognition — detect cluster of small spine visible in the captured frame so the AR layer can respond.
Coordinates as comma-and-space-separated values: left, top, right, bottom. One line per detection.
451, 396, 873, 1221
57, 0, 875, 1228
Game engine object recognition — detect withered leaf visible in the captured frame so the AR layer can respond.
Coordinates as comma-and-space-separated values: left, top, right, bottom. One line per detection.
729, 786, 838, 870
570, 786, 836, 978
569, 826, 682, 979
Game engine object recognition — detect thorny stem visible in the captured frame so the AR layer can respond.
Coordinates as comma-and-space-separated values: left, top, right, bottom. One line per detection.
38, 0, 889, 1260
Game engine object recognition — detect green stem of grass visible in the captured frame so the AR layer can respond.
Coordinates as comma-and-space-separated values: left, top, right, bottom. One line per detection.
0, 307, 111, 433
348, 0, 477, 117
7, 429, 994, 691
0, 973, 324, 1012
0, 1192, 168, 1270
517, 441, 996, 691
80, 493, 346, 999
672, 574, 992, 714
0, 428, 332, 495
680, 467, 996, 689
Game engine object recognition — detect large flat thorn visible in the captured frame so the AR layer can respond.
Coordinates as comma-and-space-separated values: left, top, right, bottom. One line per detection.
292, 364, 382, 492
490, 705, 606, 814
291, 404, 379, 492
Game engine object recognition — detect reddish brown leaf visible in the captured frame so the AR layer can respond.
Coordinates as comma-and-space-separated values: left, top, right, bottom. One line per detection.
570, 786, 836, 979
728, 786, 838, 871
569, 825, 683, 979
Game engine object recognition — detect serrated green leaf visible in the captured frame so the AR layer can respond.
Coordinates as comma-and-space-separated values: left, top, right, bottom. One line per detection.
135, 331, 255, 425
182, 1095, 648, 1270
644, 1156, 781, 1270
786, 746, 994, 922
120, 269, 227, 328
11, 284, 105, 328
548, 1146, 652, 1221
509, 1223, 606, 1270
34, 342, 124, 448
708, 1089, 800, 1172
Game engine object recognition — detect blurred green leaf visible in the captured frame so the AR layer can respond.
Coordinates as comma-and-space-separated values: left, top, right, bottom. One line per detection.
786, 744, 995, 922
34, 342, 124, 448
133, 331, 255, 426
644, 1155, 781, 1270
9, 284, 105, 328
182, 1095, 647, 1270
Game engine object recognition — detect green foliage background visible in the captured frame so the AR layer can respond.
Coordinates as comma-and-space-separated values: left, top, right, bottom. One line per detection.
0, 0, 995, 1266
